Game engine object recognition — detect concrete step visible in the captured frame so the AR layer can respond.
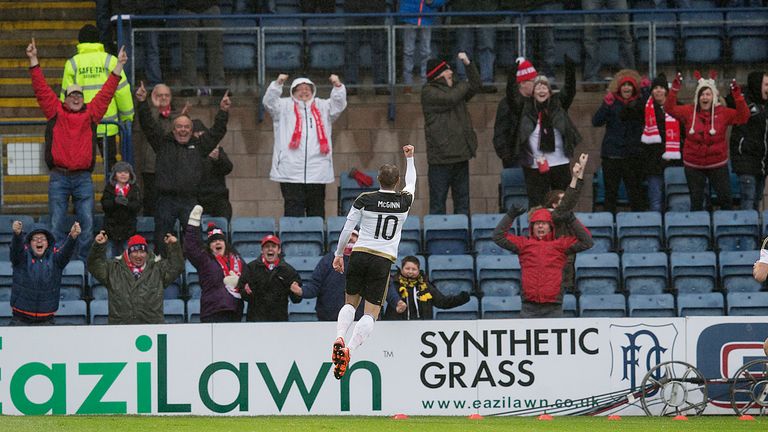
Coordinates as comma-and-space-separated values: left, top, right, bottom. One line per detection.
0, 20, 93, 32
0, 39, 77, 58
0, 77, 61, 98
0, 106, 45, 118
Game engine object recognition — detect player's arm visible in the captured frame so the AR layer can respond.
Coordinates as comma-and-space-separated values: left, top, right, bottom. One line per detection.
402, 145, 416, 197
335, 205, 363, 257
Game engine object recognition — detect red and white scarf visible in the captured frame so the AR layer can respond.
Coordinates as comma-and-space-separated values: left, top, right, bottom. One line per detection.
289, 101, 329, 154
215, 254, 243, 277
123, 252, 145, 279
262, 255, 280, 271
641, 96, 681, 160
115, 183, 130, 197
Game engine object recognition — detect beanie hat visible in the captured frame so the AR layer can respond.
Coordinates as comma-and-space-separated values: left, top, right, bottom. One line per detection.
651, 73, 669, 93
78, 24, 100, 43
515, 57, 538, 83
127, 235, 148, 253
426, 58, 450, 81
691, 70, 719, 136
206, 223, 226, 244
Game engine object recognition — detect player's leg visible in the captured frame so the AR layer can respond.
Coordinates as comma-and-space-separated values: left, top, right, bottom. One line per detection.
336, 293, 361, 341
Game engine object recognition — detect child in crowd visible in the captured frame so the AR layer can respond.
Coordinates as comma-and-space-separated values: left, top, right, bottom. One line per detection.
100, 161, 141, 256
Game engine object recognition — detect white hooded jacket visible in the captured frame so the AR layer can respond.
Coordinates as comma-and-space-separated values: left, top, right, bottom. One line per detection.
262, 77, 347, 184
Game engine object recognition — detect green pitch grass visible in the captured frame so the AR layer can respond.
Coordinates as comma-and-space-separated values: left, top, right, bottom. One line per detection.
0, 415, 765, 432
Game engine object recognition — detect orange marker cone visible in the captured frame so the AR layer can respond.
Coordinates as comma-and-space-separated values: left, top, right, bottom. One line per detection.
392, 413, 409, 420
607, 415, 622, 421
468, 413, 484, 420
538, 414, 553, 421
673, 415, 688, 421
739, 415, 755, 421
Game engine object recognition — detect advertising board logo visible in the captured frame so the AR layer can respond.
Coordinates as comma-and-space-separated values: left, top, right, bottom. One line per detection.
609, 323, 678, 391
695, 322, 768, 408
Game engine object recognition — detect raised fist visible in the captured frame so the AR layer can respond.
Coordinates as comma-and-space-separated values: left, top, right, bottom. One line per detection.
457, 52, 470, 65
671, 72, 683, 92
277, 74, 289, 85
219, 90, 231, 112
12, 220, 22, 235
329, 74, 341, 87
95, 230, 108, 244
403, 144, 414, 158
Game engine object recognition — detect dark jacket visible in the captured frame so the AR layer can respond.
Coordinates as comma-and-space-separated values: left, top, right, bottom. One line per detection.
384, 270, 470, 320
137, 100, 228, 196
87, 240, 185, 324
198, 146, 233, 203
728, 71, 768, 176
101, 164, 142, 242
493, 208, 592, 304
516, 97, 582, 166
494, 58, 576, 165
239, 257, 302, 322
344, 0, 388, 12
450, 0, 501, 24
10, 229, 76, 319
593, 96, 646, 159
300, 252, 364, 321
422, 62, 481, 165
183, 224, 243, 321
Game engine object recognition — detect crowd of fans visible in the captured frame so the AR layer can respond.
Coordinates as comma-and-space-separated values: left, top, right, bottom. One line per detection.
7, 0, 768, 325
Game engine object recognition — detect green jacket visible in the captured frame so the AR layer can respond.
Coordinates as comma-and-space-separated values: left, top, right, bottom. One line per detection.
87, 241, 184, 325
61, 42, 134, 137
421, 62, 481, 165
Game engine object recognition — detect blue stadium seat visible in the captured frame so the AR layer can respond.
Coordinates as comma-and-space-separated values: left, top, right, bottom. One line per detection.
89, 299, 109, 325
400, 216, 422, 256
517, 212, 529, 237
481, 295, 521, 319
476, 254, 521, 297
56, 300, 88, 325
551, 9, 583, 66
185, 261, 201, 300
671, 251, 717, 294
628, 293, 676, 317
164, 299, 186, 324
423, 215, 470, 255
575, 212, 614, 253
89, 274, 108, 300
326, 216, 346, 254
678, 292, 724, 316
563, 294, 578, 317
634, 11, 677, 64
231, 217, 276, 258
727, 11, 768, 63
622, 252, 668, 295
575, 252, 620, 295
136, 216, 156, 250
500, 168, 528, 212
201, 215, 229, 241
274, 0, 300, 13
616, 212, 663, 253
306, 18, 345, 70
713, 210, 759, 252
472, 214, 509, 255
61, 261, 85, 301
279, 217, 325, 256
664, 167, 691, 212
0, 301, 10, 325
0, 261, 12, 290
262, 17, 304, 71
0, 215, 35, 247
727, 292, 768, 316
288, 298, 319, 321
338, 170, 380, 216
434, 296, 479, 320
680, 11, 724, 63
0, 285, 9, 302
187, 299, 201, 323
285, 255, 322, 282
222, 20, 257, 70
720, 250, 762, 293
428, 254, 475, 297
579, 294, 626, 317
665, 211, 711, 252
0, 249, 8, 261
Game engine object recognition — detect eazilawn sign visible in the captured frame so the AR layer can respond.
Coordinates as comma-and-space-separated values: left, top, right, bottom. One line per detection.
0, 317, 761, 416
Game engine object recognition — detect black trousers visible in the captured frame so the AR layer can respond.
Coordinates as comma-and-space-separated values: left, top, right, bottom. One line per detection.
522, 164, 571, 208
142, 172, 157, 217
198, 193, 233, 221
602, 156, 646, 213
154, 193, 196, 257
280, 183, 326, 217
685, 165, 732, 211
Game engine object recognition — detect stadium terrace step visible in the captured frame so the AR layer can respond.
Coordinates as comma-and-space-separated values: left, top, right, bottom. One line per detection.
0, 20, 93, 32
0, 2, 94, 21
0, 40, 77, 58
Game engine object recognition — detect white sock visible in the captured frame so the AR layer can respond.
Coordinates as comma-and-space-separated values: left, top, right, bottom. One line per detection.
348, 314, 375, 353
336, 304, 356, 340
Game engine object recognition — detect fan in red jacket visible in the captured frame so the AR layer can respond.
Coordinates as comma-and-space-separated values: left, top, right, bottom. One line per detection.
26, 38, 126, 260
493, 207, 593, 318
664, 71, 749, 211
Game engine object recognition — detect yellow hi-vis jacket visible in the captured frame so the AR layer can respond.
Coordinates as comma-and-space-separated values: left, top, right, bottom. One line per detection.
60, 42, 134, 137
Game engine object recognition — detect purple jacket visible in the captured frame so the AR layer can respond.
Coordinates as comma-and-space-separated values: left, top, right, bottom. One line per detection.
184, 224, 243, 320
